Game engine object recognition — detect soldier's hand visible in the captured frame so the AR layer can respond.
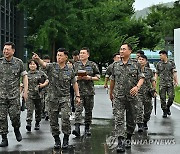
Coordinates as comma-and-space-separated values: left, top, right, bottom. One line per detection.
82, 75, 92, 80
77, 76, 83, 80
38, 83, 44, 89
154, 91, 157, 97
174, 81, 178, 87
32, 52, 40, 61
130, 86, 139, 96
23, 91, 28, 102
75, 96, 81, 105
104, 84, 108, 88
110, 93, 114, 102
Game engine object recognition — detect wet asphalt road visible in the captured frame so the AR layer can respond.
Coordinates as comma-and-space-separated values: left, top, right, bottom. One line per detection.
0, 86, 180, 154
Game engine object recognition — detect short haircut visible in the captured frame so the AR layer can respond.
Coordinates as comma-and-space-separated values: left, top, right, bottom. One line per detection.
139, 54, 147, 61
159, 50, 167, 55
43, 54, 50, 60
113, 53, 120, 58
137, 50, 144, 55
28, 59, 39, 70
72, 50, 79, 56
81, 47, 90, 54
4, 42, 15, 49
121, 43, 132, 50
57, 48, 69, 56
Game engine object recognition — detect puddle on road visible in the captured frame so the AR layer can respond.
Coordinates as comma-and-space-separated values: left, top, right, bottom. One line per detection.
2, 119, 114, 154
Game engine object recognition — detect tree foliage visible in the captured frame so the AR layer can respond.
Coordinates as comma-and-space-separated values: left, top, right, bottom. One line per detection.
18, 0, 151, 65
143, 0, 180, 50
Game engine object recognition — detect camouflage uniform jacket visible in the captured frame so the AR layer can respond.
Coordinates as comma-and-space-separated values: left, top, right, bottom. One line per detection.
27, 70, 48, 99
74, 60, 100, 96
111, 58, 144, 98
0, 57, 27, 99
44, 63, 76, 99
156, 60, 176, 86
39, 66, 49, 93
139, 67, 155, 95
105, 63, 113, 78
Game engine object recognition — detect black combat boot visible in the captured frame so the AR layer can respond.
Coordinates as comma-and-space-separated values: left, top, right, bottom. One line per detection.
137, 123, 144, 133
14, 128, 22, 142
162, 109, 167, 118
0, 134, 8, 147
167, 106, 171, 115
72, 123, 80, 137
85, 124, 91, 136
45, 112, 49, 121
34, 121, 40, 130
116, 136, 125, 153
54, 135, 61, 149
125, 133, 132, 149
143, 121, 148, 130
62, 134, 69, 149
26, 122, 31, 132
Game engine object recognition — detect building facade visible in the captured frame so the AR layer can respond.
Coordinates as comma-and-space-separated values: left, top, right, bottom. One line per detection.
0, 0, 25, 60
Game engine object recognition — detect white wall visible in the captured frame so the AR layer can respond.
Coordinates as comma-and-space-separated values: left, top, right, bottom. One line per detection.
174, 28, 180, 85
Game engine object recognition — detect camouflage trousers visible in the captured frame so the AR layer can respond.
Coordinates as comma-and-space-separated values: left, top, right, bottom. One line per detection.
75, 95, 94, 125
26, 98, 42, 124
159, 85, 175, 110
41, 92, 49, 113
49, 96, 71, 136
136, 94, 153, 123
0, 98, 21, 135
113, 95, 138, 138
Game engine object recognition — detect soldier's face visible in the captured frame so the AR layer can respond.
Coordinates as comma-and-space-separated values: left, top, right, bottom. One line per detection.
3, 45, 15, 60
67, 61, 73, 68
56, 52, 68, 64
138, 57, 147, 67
43, 59, 50, 63
29, 61, 37, 71
136, 53, 141, 59
119, 44, 131, 58
114, 55, 121, 62
80, 50, 89, 61
73, 55, 79, 62
160, 53, 167, 61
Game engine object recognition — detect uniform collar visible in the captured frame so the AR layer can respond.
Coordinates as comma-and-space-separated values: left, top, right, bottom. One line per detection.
2, 57, 15, 64
29, 70, 38, 74
80, 60, 90, 66
119, 58, 132, 65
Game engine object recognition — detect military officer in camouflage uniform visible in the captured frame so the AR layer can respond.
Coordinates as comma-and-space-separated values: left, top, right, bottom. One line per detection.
26, 59, 49, 132
32, 48, 80, 149
0, 42, 28, 147
155, 50, 178, 118
136, 54, 156, 132
40, 55, 51, 120
104, 53, 120, 89
72, 47, 100, 137
109, 43, 144, 153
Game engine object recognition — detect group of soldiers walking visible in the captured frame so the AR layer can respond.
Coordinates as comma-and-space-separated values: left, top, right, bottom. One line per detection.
0, 41, 178, 153
106, 43, 178, 153
0, 42, 100, 150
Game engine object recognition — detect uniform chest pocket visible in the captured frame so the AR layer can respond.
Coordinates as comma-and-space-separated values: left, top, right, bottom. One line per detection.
85, 66, 93, 75
12, 69, 19, 77
129, 69, 138, 78
63, 72, 71, 81
52, 69, 59, 78
114, 70, 122, 76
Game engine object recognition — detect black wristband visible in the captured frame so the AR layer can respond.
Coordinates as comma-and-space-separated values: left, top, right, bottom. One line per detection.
76, 96, 80, 98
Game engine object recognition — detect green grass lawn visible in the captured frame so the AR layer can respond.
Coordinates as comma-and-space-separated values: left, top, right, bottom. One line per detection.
94, 76, 105, 85
174, 86, 180, 104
